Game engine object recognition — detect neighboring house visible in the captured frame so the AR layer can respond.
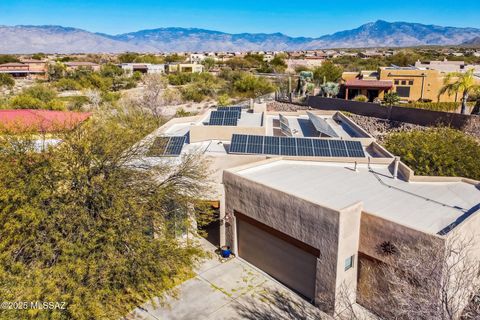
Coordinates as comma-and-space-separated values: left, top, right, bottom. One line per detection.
64, 61, 101, 72
340, 64, 479, 102
120, 63, 165, 75
166, 63, 204, 73
0, 60, 48, 80
137, 104, 480, 318
190, 53, 206, 63
414, 59, 480, 74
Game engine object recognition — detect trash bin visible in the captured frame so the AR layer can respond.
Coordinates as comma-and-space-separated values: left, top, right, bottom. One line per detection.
220, 246, 231, 258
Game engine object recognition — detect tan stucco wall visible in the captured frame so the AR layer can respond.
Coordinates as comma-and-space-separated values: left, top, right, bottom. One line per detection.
223, 170, 361, 314
334, 202, 363, 311
379, 68, 457, 102
359, 212, 445, 263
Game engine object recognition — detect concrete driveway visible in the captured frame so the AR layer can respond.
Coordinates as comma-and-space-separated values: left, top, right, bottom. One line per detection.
130, 240, 327, 320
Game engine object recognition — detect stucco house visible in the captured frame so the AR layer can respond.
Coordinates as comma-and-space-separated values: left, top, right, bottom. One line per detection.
135, 103, 480, 317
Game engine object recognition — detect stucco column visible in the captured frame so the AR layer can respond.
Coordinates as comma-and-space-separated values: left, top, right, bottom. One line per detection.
219, 184, 226, 247
232, 215, 238, 256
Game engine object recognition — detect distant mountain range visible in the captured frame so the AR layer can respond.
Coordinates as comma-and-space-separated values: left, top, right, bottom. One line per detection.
1, 20, 480, 54
463, 37, 480, 46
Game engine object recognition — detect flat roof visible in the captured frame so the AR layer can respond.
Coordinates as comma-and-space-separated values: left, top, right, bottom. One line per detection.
234, 160, 480, 234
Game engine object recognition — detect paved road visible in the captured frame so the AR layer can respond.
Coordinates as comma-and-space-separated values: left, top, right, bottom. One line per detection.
129, 241, 327, 320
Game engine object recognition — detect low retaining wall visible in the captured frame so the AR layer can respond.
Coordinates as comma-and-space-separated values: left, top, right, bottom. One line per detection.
303, 97, 480, 131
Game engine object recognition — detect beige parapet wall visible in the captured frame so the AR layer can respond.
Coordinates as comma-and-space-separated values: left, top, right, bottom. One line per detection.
397, 160, 480, 185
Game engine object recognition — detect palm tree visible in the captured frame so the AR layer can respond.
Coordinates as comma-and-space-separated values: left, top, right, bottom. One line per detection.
439, 69, 480, 114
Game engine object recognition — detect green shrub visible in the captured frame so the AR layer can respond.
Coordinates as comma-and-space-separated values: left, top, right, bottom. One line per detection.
181, 85, 205, 102
55, 78, 82, 91
22, 85, 57, 103
353, 95, 368, 102
175, 108, 196, 117
101, 91, 121, 103
0, 74, 15, 89
384, 92, 400, 106
384, 128, 480, 180
232, 73, 276, 98
217, 94, 230, 106
9, 95, 65, 110
58, 96, 89, 110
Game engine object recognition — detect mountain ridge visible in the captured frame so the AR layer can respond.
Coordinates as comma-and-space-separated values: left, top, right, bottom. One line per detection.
1, 20, 480, 54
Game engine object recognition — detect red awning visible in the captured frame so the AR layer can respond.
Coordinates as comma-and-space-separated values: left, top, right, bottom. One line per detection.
345, 79, 393, 89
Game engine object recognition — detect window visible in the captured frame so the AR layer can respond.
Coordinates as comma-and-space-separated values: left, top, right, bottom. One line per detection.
394, 80, 399, 85
396, 86, 411, 98
401, 80, 407, 85
345, 255, 354, 271
408, 80, 414, 85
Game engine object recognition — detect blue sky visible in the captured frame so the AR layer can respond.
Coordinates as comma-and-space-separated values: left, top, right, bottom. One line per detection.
1, 0, 480, 37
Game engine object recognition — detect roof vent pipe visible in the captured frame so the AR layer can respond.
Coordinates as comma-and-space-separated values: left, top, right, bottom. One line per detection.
393, 156, 401, 180
354, 161, 358, 172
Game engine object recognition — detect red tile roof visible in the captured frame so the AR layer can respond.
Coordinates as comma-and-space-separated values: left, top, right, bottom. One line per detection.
0, 109, 91, 133
345, 79, 393, 89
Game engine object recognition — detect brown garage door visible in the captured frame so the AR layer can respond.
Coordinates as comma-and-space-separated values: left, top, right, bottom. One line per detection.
237, 214, 318, 300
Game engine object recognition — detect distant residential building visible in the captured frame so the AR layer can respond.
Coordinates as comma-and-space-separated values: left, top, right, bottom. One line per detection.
190, 53, 206, 63
263, 54, 274, 62
166, 63, 204, 73
0, 60, 47, 80
359, 50, 384, 58
414, 59, 480, 73
120, 63, 165, 75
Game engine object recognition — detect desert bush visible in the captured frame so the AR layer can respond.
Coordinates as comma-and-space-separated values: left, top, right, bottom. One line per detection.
384, 128, 480, 180
55, 78, 82, 91
353, 94, 368, 102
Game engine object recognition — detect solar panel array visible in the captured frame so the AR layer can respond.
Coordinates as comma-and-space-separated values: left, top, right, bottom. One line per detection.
307, 111, 339, 138
279, 114, 293, 137
217, 106, 242, 118
230, 134, 366, 158
208, 110, 240, 126
147, 136, 187, 157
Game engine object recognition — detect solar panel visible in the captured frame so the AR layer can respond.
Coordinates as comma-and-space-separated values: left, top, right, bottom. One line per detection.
229, 134, 248, 153
217, 106, 242, 118
264, 136, 280, 155
165, 136, 187, 156
279, 114, 293, 137
280, 137, 297, 156
296, 138, 314, 156
208, 110, 239, 126
148, 136, 186, 157
148, 137, 170, 156
312, 139, 331, 157
246, 135, 264, 154
345, 140, 366, 158
229, 134, 365, 159
307, 112, 339, 138
329, 140, 348, 157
